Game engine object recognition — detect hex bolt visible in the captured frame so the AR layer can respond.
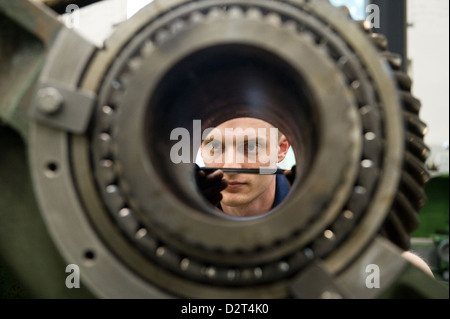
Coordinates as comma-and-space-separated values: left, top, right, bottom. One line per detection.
37, 87, 64, 115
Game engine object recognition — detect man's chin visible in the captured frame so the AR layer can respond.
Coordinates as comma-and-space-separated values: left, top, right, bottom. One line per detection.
220, 196, 252, 208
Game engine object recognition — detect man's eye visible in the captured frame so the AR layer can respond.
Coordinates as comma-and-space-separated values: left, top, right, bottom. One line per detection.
211, 142, 222, 150
247, 143, 257, 152
240, 142, 258, 153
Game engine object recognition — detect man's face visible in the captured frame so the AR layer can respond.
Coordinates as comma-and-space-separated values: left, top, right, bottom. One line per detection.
201, 118, 289, 208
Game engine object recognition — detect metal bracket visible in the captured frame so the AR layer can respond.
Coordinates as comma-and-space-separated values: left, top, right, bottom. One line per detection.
30, 80, 96, 134
26, 23, 98, 134
289, 260, 353, 299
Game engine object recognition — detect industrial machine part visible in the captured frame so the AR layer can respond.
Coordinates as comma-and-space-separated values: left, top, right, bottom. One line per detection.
0, 0, 448, 299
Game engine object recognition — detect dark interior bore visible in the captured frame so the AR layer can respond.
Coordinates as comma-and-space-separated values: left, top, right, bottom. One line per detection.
145, 44, 319, 215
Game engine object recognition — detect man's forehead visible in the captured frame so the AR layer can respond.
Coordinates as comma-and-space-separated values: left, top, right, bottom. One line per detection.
217, 117, 274, 129
204, 127, 276, 141
209, 118, 276, 134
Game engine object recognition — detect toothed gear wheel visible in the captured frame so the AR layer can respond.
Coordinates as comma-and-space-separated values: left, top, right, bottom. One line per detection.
363, 29, 431, 251
30, 0, 429, 298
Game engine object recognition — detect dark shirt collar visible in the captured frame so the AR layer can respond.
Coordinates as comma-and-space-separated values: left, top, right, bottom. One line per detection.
272, 173, 291, 209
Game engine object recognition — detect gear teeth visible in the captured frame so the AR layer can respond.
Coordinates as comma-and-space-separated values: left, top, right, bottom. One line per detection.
400, 171, 428, 211
394, 71, 413, 91
393, 191, 421, 233
405, 151, 431, 185
381, 209, 413, 250
337, 5, 352, 18
401, 91, 422, 114
369, 28, 430, 250
357, 20, 372, 33
406, 132, 431, 162
382, 51, 402, 71
371, 33, 388, 51
404, 110, 428, 137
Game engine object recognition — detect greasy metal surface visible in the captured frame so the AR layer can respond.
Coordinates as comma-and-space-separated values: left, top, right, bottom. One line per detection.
0, 126, 94, 298
334, 237, 410, 299
0, 11, 45, 139
29, 123, 170, 298
379, 261, 449, 299
0, 0, 62, 46
289, 260, 353, 299
38, 27, 97, 85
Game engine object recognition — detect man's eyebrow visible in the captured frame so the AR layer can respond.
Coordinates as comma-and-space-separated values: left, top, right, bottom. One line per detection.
247, 136, 267, 142
202, 136, 222, 145
242, 137, 259, 143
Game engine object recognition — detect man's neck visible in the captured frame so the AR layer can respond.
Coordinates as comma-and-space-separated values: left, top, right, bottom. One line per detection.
221, 178, 276, 218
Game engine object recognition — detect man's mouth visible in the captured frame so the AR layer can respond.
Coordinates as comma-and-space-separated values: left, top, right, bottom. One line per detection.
226, 181, 247, 190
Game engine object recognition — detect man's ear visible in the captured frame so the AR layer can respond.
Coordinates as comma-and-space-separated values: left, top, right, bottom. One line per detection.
277, 135, 290, 163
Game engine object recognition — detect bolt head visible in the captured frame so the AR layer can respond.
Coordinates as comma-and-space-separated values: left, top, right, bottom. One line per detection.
37, 87, 64, 115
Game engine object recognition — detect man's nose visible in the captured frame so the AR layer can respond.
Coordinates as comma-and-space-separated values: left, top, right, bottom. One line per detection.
223, 147, 242, 169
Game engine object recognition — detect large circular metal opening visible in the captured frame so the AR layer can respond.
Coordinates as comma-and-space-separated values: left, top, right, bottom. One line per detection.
103, 13, 362, 256
145, 44, 318, 217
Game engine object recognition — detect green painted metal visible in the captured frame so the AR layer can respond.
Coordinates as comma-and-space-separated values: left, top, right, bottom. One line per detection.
413, 176, 449, 238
